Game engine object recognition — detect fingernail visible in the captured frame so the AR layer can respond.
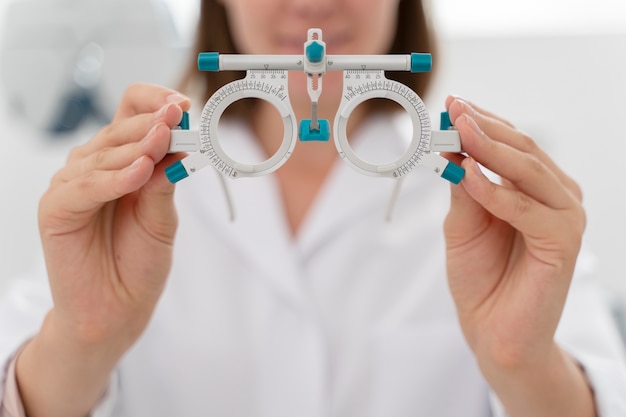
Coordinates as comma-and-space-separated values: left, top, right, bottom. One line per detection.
141, 125, 158, 145
458, 99, 476, 117
447, 94, 464, 103
445, 95, 459, 108
469, 158, 482, 175
166, 92, 190, 104
154, 103, 171, 120
464, 114, 483, 136
449, 98, 475, 120
129, 156, 145, 171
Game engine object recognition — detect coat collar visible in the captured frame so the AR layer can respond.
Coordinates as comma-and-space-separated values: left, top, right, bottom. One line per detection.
296, 112, 432, 257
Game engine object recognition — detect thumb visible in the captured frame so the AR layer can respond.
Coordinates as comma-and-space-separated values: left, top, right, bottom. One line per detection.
443, 155, 489, 245
134, 154, 182, 243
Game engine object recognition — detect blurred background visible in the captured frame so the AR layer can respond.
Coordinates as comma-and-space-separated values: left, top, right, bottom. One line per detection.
0, 0, 624, 315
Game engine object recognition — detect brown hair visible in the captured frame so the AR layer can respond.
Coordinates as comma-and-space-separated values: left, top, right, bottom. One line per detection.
179, 0, 437, 116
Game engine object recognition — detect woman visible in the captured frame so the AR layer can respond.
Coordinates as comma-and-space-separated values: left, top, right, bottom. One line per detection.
1, 0, 625, 416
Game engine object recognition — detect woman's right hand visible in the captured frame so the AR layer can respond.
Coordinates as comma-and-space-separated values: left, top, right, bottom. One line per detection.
40, 83, 190, 349
16, 83, 190, 417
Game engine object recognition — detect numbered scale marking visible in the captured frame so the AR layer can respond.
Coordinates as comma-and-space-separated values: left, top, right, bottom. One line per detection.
165, 28, 464, 189
176, 70, 297, 179
335, 70, 450, 179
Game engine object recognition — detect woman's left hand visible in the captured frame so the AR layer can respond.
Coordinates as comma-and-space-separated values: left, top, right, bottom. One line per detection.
442, 96, 593, 415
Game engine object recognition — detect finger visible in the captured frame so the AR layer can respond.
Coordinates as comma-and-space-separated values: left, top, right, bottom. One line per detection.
41, 156, 156, 233
113, 83, 191, 121
56, 123, 174, 184
448, 98, 530, 152
454, 114, 575, 210
57, 102, 184, 184
447, 97, 582, 201
446, 95, 514, 128
443, 152, 492, 245
460, 156, 571, 239
132, 155, 181, 242
52, 104, 182, 183
76, 102, 184, 159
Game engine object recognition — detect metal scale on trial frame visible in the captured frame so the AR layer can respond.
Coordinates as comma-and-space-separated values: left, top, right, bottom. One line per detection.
166, 28, 464, 219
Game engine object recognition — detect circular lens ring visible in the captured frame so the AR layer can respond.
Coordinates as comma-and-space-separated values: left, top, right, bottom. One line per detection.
197, 71, 297, 178
334, 73, 431, 178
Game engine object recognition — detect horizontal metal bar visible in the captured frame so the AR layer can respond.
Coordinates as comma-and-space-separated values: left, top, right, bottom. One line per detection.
217, 54, 415, 72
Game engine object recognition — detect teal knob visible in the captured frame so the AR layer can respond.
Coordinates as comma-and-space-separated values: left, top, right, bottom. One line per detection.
306, 41, 324, 63
410, 53, 432, 73
198, 52, 219, 71
440, 111, 452, 130
441, 162, 465, 184
165, 161, 189, 183
178, 112, 190, 130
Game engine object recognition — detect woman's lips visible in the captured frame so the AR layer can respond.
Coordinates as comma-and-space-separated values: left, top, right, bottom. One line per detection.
277, 32, 352, 55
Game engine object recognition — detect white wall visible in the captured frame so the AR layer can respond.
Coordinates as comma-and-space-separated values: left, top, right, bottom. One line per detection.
1, 1, 625, 304
0, 0, 189, 295
0, 99, 79, 295
0, 1, 76, 295
425, 33, 626, 301
431, 0, 626, 38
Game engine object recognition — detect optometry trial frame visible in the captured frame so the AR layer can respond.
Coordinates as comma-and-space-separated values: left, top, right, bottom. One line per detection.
166, 28, 463, 220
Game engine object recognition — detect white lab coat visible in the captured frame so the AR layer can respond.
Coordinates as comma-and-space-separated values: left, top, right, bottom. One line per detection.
1, 114, 626, 417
